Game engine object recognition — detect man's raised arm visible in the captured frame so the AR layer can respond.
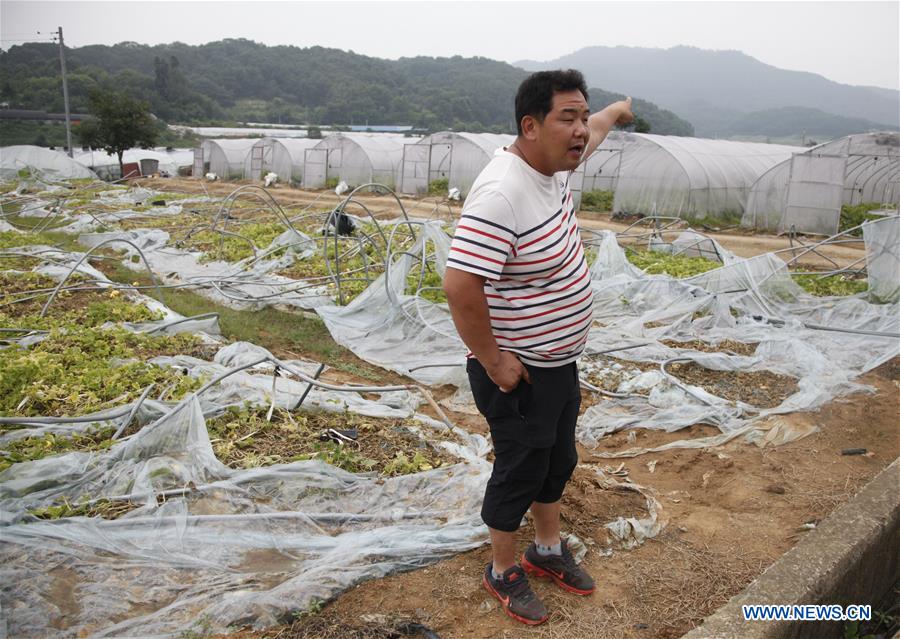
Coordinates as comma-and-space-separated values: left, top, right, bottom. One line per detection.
582, 96, 635, 160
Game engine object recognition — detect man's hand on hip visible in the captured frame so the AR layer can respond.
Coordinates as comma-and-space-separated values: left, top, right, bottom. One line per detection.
484, 351, 531, 393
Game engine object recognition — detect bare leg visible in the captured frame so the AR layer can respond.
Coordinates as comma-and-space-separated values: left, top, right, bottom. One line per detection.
489, 527, 519, 573
531, 500, 561, 547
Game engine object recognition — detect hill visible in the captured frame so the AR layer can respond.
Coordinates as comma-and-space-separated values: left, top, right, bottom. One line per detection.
516, 45, 900, 137
0, 39, 693, 135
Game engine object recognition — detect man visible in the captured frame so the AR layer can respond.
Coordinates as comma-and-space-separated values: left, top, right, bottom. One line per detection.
443, 69, 633, 625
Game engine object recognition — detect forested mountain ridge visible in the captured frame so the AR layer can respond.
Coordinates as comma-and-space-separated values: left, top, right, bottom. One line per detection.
516, 46, 900, 138
0, 38, 694, 135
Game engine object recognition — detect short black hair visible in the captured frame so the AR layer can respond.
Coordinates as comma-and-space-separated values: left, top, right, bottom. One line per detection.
515, 69, 589, 136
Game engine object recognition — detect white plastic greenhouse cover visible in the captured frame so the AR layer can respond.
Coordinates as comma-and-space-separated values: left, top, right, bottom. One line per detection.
607, 133, 803, 220
0, 145, 97, 180
399, 132, 515, 197
743, 132, 900, 236
194, 138, 259, 179
305, 133, 418, 189
243, 137, 320, 184
582, 135, 625, 193
72, 148, 192, 179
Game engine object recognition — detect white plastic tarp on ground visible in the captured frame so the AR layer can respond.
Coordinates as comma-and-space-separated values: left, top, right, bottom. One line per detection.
577, 230, 899, 447
1, 393, 491, 638
317, 221, 468, 386
1, 145, 98, 180
0, 256, 492, 637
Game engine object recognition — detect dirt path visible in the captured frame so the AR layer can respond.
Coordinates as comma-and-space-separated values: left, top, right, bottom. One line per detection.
137, 177, 461, 222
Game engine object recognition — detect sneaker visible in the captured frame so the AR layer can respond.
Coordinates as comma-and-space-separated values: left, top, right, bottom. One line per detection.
522, 539, 595, 595
482, 563, 549, 625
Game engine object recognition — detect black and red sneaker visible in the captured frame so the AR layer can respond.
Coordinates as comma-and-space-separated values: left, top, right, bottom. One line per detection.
482, 563, 549, 625
522, 540, 595, 596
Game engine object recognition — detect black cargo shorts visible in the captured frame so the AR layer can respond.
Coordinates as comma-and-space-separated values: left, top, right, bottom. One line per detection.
467, 357, 582, 532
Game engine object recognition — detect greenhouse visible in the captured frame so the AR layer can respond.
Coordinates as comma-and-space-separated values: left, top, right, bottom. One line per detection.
742, 132, 900, 235
302, 133, 415, 189
606, 133, 803, 221
242, 137, 320, 184
192, 138, 259, 179
73, 148, 193, 179
581, 133, 626, 193
399, 132, 515, 197
0, 145, 97, 180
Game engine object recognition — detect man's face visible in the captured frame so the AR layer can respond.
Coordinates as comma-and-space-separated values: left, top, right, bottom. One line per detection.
533, 90, 590, 172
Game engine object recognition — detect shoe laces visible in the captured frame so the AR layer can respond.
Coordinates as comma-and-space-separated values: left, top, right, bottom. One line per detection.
558, 543, 580, 573
504, 569, 536, 602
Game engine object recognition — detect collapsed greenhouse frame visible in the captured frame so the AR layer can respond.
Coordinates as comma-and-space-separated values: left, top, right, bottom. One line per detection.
742, 131, 900, 236
0, 145, 98, 180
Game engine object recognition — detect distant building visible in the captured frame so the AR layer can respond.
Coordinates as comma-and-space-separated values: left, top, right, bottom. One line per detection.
0, 109, 90, 124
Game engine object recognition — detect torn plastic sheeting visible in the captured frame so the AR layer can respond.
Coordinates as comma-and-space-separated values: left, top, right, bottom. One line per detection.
147, 352, 418, 418
78, 228, 172, 257
578, 229, 898, 450
12, 246, 109, 283
864, 216, 900, 304
742, 414, 822, 447
590, 423, 757, 459
0, 394, 491, 638
89, 229, 337, 312
56, 205, 185, 234
318, 222, 467, 385
578, 396, 747, 447
671, 230, 738, 264
584, 464, 666, 550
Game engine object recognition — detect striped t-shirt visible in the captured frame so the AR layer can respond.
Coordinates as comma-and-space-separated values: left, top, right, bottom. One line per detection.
447, 148, 594, 367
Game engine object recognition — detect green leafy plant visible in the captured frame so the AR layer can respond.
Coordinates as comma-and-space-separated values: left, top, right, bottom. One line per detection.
840, 202, 896, 235
579, 190, 614, 212
794, 274, 868, 297
0, 327, 204, 418
427, 178, 449, 196
625, 248, 721, 278
187, 221, 286, 263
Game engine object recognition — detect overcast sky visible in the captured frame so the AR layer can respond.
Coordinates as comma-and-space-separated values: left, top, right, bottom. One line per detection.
2, 1, 898, 90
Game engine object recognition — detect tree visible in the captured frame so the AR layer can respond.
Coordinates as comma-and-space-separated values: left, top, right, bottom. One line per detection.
77, 89, 158, 178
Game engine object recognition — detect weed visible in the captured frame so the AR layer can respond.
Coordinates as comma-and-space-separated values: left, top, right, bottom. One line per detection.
427, 178, 449, 196
580, 190, 614, 212
625, 248, 720, 278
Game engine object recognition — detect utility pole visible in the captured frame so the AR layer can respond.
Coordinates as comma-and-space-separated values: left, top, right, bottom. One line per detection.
55, 26, 73, 157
